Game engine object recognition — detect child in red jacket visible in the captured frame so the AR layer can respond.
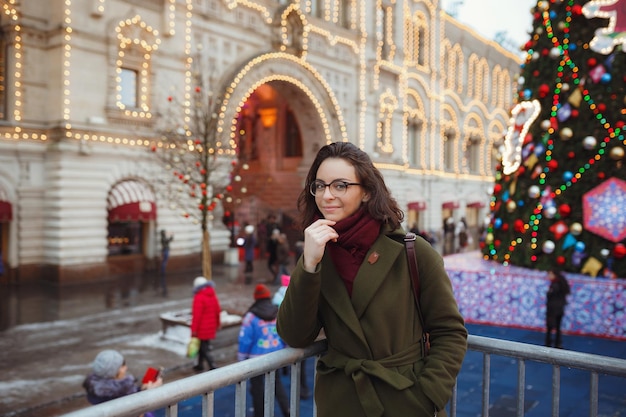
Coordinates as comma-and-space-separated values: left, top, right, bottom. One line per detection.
191, 276, 221, 371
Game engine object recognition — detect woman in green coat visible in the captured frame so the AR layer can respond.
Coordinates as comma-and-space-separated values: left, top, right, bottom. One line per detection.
277, 142, 467, 417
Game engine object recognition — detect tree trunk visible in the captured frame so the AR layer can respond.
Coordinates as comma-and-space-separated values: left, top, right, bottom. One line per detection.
202, 229, 212, 280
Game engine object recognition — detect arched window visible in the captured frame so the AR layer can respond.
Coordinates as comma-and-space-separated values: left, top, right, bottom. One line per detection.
113, 15, 160, 118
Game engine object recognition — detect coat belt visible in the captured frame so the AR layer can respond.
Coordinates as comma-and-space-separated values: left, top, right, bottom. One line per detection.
318, 342, 421, 417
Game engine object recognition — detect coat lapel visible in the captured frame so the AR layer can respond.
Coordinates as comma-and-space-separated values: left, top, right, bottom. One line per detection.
319, 256, 369, 344
351, 235, 404, 318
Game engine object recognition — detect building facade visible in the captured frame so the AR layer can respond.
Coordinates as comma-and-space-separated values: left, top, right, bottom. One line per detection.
0, 0, 519, 283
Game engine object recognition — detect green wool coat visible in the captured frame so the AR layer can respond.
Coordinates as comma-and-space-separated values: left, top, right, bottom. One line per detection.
277, 227, 467, 417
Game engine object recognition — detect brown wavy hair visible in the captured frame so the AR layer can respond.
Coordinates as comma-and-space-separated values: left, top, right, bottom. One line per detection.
297, 142, 404, 229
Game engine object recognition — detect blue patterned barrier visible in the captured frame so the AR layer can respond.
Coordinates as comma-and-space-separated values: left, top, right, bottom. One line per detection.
444, 252, 626, 340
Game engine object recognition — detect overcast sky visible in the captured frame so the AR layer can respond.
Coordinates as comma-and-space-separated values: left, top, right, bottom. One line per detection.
442, 0, 536, 55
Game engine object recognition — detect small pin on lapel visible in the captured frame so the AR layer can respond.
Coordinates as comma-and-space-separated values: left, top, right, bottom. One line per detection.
368, 251, 380, 264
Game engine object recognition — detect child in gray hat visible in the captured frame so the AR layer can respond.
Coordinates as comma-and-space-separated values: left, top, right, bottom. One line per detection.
83, 349, 162, 411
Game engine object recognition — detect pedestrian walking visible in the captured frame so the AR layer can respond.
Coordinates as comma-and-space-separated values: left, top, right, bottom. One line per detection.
159, 229, 174, 297
191, 276, 221, 371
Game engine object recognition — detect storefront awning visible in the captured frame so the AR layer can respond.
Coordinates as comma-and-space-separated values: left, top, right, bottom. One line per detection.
0, 200, 12, 222
0, 188, 11, 222
407, 201, 427, 211
107, 180, 156, 222
442, 201, 459, 210
467, 201, 486, 208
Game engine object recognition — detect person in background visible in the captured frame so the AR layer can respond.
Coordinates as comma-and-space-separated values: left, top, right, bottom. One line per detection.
277, 142, 467, 417
455, 217, 468, 253
545, 270, 571, 348
443, 216, 455, 255
82, 349, 162, 417
266, 228, 280, 280
242, 224, 257, 275
191, 276, 221, 371
274, 233, 291, 284
238, 284, 290, 417
159, 229, 174, 297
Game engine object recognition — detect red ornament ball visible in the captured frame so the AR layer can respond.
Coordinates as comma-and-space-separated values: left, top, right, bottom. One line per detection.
556, 256, 566, 265
558, 204, 571, 217
571, 4, 583, 15
587, 57, 597, 68
567, 151, 576, 159
538, 84, 550, 98
597, 103, 606, 113
614, 244, 626, 259
547, 159, 558, 171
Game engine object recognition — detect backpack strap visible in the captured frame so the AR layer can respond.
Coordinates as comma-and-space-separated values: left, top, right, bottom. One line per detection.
404, 232, 431, 357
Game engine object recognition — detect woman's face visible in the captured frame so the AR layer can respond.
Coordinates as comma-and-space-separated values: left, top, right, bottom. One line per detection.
314, 158, 368, 222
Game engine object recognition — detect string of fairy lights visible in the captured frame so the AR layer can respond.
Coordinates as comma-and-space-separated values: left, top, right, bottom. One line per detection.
2, 0, 516, 182
485, 0, 625, 264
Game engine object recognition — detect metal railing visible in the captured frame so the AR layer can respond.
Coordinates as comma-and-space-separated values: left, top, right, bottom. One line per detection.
62, 335, 626, 417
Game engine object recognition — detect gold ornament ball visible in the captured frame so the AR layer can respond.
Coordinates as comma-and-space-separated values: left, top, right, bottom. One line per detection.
485, 233, 494, 244
570, 222, 582, 236
559, 127, 573, 140
609, 146, 624, 160
506, 200, 517, 212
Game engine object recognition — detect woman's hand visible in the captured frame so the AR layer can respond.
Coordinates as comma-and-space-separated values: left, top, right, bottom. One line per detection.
302, 219, 338, 272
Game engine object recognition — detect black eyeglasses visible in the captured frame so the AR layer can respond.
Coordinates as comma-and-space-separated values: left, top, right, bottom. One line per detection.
309, 179, 361, 197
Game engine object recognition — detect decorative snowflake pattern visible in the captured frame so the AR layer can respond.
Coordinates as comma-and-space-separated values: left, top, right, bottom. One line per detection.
583, 177, 626, 243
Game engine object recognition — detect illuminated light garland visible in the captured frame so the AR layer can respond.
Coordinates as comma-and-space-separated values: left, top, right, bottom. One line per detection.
216, 52, 347, 145
91, 0, 106, 16
1, 1, 23, 135
277, 3, 309, 58
225, 0, 272, 24
377, 90, 397, 153
487, 0, 625, 261
114, 15, 160, 118
183, 0, 193, 131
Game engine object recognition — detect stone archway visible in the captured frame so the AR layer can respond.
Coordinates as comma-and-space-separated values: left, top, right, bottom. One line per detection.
216, 53, 347, 235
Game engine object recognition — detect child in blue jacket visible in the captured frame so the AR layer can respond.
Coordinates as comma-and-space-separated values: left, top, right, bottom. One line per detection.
238, 284, 290, 417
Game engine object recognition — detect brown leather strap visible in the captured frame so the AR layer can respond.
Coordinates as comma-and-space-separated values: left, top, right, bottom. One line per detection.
404, 232, 430, 357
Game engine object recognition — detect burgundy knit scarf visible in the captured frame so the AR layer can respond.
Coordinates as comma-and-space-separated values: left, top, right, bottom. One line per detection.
327, 208, 381, 296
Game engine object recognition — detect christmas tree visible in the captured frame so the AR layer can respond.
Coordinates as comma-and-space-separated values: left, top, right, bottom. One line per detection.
483, 0, 626, 279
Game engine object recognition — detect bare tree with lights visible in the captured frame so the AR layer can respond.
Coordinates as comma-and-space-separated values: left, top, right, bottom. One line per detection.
150, 63, 236, 281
